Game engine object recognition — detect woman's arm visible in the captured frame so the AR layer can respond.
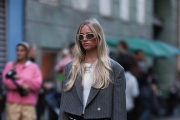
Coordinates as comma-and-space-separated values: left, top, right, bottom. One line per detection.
112, 67, 127, 120
18, 64, 42, 91
59, 65, 70, 120
55, 61, 64, 73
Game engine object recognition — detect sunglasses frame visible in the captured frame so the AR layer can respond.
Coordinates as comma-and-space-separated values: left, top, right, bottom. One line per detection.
77, 33, 96, 41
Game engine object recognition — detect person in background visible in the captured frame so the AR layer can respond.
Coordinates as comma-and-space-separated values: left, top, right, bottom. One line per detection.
168, 71, 180, 116
135, 68, 159, 120
0, 72, 5, 120
116, 40, 131, 63
134, 50, 146, 73
54, 49, 72, 76
147, 67, 160, 115
120, 56, 139, 120
131, 50, 151, 120
116, 41, 140, 82
29, 44, 37, 62
147, 67, 159, 96
69, 42, 76, 58
3, 42, 42, 120
173, 71, 180, 98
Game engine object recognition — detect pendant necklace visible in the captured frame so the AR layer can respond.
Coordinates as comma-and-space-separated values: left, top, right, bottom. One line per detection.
85, 59, 96, 73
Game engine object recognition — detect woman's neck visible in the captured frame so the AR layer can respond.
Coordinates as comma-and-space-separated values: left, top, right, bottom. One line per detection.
85, 49, 98, 63
18, 59, 27, 64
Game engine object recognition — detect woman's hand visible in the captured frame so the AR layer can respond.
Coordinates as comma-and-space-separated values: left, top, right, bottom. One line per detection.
13, 74, 19, 79
22, 82, 30, 93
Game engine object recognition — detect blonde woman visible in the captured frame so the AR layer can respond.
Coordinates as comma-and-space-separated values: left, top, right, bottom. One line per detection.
59, 19, 126, 120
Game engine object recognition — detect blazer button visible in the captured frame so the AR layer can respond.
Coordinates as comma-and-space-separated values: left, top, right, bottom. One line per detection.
97, 107, 101, 111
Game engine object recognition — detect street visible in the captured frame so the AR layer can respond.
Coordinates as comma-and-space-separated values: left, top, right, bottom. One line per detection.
155, 116, 180, 120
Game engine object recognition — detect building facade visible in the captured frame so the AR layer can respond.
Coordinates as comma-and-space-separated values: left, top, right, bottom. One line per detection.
0, 0, 23, 72
3, 0, 180, 90
24, 0, 153, 83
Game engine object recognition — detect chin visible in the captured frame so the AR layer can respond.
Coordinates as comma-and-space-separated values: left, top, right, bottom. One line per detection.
17, 57, 25, 61
83, 47, 91, 51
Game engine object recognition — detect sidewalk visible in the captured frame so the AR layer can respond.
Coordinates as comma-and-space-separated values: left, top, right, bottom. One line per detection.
154, 116, 180, 120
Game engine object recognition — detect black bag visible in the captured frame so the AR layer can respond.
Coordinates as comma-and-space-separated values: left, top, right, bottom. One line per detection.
6, 70, 27, 96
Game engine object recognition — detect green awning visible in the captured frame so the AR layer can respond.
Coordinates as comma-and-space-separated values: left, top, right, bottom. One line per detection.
151, 40, 180, 55
106, 38, 180, 58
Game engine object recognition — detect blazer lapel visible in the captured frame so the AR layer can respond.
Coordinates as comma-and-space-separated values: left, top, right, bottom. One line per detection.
86, 87, 101, 107
75, 73, 101, 106
75, 73, 83, 104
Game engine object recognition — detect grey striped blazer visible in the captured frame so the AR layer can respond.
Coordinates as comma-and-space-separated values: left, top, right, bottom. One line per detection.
59, 59, 127, 120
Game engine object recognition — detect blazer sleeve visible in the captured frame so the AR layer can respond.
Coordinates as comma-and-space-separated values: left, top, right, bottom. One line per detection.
112, 67, 127, 120
59, 65, 70, 120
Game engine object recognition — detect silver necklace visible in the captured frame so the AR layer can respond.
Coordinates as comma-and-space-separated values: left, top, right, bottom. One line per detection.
85, 59, 96, 73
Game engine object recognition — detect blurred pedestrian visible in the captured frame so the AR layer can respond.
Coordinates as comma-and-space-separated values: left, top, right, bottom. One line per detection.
36, 81, 58, 120
174, 71, 180, 98
29, 44, 44, 120
167, 71, 180, 116
134, 50, 146, 73
3, 42, 42, 120
42, 81, 59, 120
29, 44, 37, 62
120, 56, 139, 120
69, 42, 76, 58
147, 67, 160, 115
116, 40, 131, 68
0, 72, 5, 120
135, 73, 152, 120
116, 40, 131, 61
135, 68, 160, 120
147, 67, 159, 96
59, 18, 126, 120
54, 49, 72, 76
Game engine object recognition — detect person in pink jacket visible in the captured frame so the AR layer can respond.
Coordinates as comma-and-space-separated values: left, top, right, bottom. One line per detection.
54, 49, 73, 75
3, 42, 42, 120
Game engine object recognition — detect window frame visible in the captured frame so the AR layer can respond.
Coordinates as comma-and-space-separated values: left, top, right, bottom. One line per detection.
120, 0, 130, 21
99, 0, 112, 17
137, 0, 146, 24
72, 0, 89, 11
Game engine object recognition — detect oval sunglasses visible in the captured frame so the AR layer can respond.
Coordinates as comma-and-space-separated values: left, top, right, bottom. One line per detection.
77, 33, 97, 41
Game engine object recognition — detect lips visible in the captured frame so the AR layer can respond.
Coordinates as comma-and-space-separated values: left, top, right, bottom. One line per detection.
83, 43, 89, 46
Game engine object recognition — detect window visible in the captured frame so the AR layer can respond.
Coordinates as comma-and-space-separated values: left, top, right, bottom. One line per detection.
120, 0, 129, 21
137, 0, 145, 24
39, 0, 59, 6
99, 0, 112, 17
72, 0, 89, 11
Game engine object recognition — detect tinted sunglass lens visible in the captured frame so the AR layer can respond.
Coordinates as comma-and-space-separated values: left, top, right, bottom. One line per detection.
86, 34, 94, 39
79, 35, 84, 40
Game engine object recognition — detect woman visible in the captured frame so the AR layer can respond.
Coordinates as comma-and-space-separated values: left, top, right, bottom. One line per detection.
3, 42, 42, 120
59, 19, 126, 120
54, 49, 73, 75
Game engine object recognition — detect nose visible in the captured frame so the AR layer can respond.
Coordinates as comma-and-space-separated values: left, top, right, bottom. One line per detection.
83, 35, 87, 41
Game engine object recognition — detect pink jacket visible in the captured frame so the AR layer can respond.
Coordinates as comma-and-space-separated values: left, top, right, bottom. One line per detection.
3, 61, 42, 105
54, 56, 72, 75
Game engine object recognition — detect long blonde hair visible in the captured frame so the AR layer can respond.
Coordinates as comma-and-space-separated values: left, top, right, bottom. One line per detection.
65, 18, 113, 91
